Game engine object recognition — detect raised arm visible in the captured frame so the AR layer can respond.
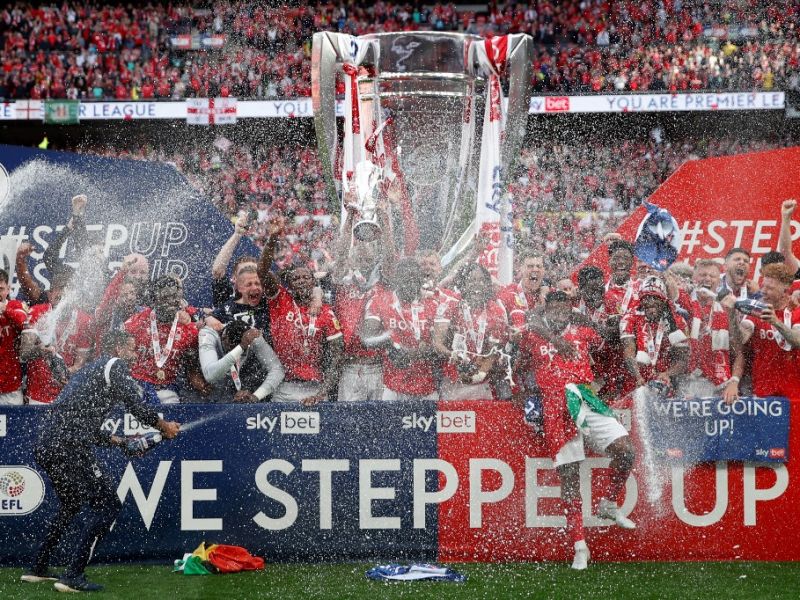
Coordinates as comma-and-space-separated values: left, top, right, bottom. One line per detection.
15, 242, 42, 304
778, 199, 800, 273
212, 213, 250, 280
257, 218, 282, 299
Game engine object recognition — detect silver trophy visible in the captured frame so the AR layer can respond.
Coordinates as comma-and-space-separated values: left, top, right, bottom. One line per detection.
312, 31, 532, 264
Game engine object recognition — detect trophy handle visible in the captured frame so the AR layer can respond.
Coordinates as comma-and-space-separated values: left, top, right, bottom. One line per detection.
311, 32, 341, 206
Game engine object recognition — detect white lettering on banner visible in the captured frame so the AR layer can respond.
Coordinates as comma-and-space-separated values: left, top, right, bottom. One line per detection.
672, 462, 729, 527
0, 415, 7, 437
469, 458, 515, 528
742, 464, 789, 526
253, 459, 299, 530
110, 457, 790, 532
525, 458, 563, 527
412, 459, 459, 529
246, 413, 278, 432
301, 459, 350, 529
401, 411, 476, 433
652, 398, 784, 439
359, 459, 401, 530
680, 219, 799, 257
116, 461, 172, 530
281, 411, 320, 434
181, 460, 223, 531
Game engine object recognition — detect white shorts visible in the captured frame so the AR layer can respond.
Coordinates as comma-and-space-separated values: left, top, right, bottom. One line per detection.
337, 362, 383, 402
0, 389, 23, 406
554, 404, 628, 468
382, 388, 439, 402
439, 379, 493, 401
273, 381, 323, 403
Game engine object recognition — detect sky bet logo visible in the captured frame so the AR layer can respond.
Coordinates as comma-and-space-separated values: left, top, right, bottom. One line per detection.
401, 411, 476, 433
246, 412, 320, 434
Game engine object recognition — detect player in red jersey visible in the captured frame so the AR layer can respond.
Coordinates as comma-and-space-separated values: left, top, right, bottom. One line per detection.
93, 254, 148, 357
620, 276, 689, 390
360, 258, 439, 400
520, 291, 635, 570
331, 200, 394, 402
124, 275, 201, 404
0, 269, 28, 405
268, 265, 343, 404
736, 263, 800, 399
433, 263, 510, 400
497, 251, 548, 331
687, 259, 741, 401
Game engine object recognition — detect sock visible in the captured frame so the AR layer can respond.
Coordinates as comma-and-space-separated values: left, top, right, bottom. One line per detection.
565, 497, 585, 545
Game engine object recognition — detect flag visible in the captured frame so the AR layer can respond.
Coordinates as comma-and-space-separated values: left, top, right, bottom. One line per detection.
44, 100, 79, 124
186, 98, 238, 125
366, 564, 466, 583
15, 100, 42, 121
634, 201, 682, 271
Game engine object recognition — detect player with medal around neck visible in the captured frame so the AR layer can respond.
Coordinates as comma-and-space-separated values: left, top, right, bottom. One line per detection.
151, 277, 184, 382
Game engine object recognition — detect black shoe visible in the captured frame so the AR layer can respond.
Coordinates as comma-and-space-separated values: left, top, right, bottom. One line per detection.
20, 569, 59, 583
54, 574, 104, 593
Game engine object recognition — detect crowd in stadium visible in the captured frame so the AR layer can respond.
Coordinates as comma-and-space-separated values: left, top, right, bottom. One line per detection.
2, 1, 799, 100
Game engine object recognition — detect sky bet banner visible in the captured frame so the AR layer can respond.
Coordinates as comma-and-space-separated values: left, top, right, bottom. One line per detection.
0, 144, 260, 308
0, 400, 797, 565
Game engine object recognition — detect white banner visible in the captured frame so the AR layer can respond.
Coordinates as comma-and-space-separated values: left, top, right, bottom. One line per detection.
186, 97, 238, 125
529, 91, 785, 114
0, 91, 786, 121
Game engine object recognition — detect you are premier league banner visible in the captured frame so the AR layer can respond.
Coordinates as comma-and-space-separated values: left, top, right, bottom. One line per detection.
0, 399, 796, 565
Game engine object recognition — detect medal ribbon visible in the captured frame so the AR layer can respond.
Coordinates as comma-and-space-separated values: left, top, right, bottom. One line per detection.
644, 318, 666, 366
149, 310, 179, 369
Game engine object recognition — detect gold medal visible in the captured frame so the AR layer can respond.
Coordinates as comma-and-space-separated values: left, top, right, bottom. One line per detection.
156, 369, 166, 381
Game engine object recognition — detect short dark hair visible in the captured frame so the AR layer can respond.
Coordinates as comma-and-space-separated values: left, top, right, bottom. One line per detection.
545, 290, 570, 304
608, 239, 634, 257
221, 319, 251, 348
102, 329, 133, 355
725, 247, 750, 260
148, 275, 181, 305
0, 269, 8, 285
577, 265, 605, 288
761, 251, 785, 267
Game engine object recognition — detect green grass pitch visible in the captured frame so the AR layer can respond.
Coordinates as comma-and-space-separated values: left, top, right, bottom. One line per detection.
2, 562, 800, 599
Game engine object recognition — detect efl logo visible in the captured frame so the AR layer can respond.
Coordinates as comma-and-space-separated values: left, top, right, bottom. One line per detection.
545, 96, 570, 112
281, 412, 320, 434
770, 448, 786, 459
0, 466, 45, 515
0, 414, 6, 437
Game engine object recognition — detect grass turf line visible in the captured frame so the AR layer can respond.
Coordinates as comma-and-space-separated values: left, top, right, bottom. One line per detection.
2, 562, 800, 599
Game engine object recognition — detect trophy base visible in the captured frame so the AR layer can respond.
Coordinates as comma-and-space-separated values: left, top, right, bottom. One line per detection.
353, 220, 381, 242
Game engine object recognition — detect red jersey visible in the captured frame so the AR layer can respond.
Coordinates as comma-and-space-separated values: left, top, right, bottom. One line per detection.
604, 278, 640, 316
742, 307, 800, 398
496, 282, 533, 330
689, 298, 731, 386
435, 298, 509, 383
619, 310, 689, 383
124, 308, 198, 386
520, 324, 604, 458
0, 300, 28, 393
269, 286, 342, 382
364, 289, 438, 396
26, 304, 93, 403
334, 281, 383, 360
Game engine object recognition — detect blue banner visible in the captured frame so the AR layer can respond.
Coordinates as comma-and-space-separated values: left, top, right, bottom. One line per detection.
0, 403, 438, 566
645, 396, 790, 462
0, 144, 260, 308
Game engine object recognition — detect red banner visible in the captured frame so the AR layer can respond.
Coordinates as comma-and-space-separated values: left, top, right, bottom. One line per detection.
580, 146, 800, 279
437, 398, 796, 561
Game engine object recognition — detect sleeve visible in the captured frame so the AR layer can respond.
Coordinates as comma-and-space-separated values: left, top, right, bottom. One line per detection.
111, 361, 161, 429
198, 326, 243, 383
323, 307, 343, 341
251, 338, 285, 400
668, 315, 689, 347
4, 300, 28, 329
792, 307, 800, 330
